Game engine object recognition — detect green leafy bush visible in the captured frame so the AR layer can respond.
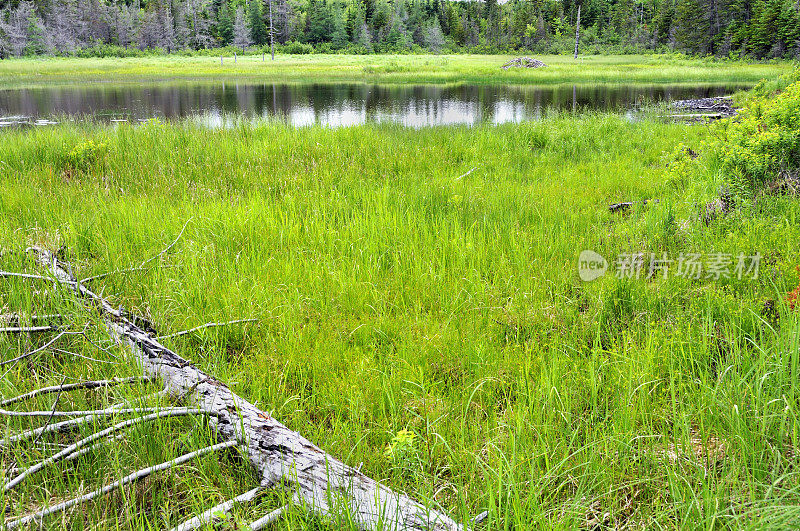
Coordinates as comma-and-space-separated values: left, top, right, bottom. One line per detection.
384, 428, 421, 478
74, 45, 150, 58
63, 140, 109, 174
280, 41, 314, 55
669, 68, 800, 206
719, 83, 800, 194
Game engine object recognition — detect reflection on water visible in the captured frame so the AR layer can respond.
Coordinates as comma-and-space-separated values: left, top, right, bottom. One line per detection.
0, 82, 748, 127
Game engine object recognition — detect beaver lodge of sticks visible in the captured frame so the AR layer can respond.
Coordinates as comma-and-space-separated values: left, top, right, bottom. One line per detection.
501, 57, 547, 69
664, 96, 738, 121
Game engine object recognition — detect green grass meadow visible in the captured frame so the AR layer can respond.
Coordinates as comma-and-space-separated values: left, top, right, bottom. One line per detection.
0, 54, 792, 87
1, 58, 800, 529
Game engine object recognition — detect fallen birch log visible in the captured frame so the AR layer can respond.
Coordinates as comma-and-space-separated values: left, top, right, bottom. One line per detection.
29, 247, 466, 530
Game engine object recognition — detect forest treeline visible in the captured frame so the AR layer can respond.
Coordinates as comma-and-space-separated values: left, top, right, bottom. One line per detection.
0, 0, 798, 59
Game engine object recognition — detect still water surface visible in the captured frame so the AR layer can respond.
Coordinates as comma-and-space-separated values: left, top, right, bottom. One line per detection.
0, 82, 746, 127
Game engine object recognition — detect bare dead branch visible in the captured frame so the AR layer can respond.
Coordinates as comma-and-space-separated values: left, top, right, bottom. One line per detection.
0, 406, 205, 418
249, 504, 289, 530
80, 266, 149, 284
156, 319, 258, 340
169, 486, 264, 531
0, 271, 73, 284
455, 166, 477, 180
0, 325, 58, 334
0, 327, 111, 378
77, 331, 120, 358
52, 348, 120, 365
1, 413, 111, 447
140, 218, 192, 268
109, 388, 169, 410
80, 264, 181, 285
6, 439, 239, 530
0, 314, 64, 326
32, 376, 67, 445
0, 331, 67, 367
4, 408, 219, 491
15, 434, 126, 474
472, 511, 489, 525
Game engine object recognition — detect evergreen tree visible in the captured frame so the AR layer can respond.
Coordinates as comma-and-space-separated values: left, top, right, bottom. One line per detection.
423, 18, 444, 51
370, 0, 389, 40
330, 6, 348, 47
0, 0, 795, 58
652, 0, 675, 46
363, 0, 376, 23
344, 5, 358, 40
0, 1, 33, 56
248, 0, 268, 44
160, 1, 177, 51
138, 10, 161, 49
232, 4, 251, 48
217, 0, 234, 44
47, 0, 78, 53
112, 3, 137, 48
777, 0, 800, 57
305, 0, 331, 43
185, 0, 215, 48
356, 20, 372, 49
385, 2, 410, 49
675, 0, 713, 53
483, 0, 499, 41
0, 25, 8, 58
24, 5, 50, 54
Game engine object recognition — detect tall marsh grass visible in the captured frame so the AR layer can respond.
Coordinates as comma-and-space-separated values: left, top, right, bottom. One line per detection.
1, 115, 799, 528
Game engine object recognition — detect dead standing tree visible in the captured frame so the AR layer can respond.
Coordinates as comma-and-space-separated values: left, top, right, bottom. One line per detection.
268, 0, 275, 60
0, 247, 473, 530
574, 4, 581, 59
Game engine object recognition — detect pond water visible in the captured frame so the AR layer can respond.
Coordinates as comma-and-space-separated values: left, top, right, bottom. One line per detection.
0, 82, 748, 127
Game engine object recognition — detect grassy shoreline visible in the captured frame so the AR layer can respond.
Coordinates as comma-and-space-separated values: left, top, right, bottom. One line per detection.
0, 54, 793, 88
2, 108, 800, 527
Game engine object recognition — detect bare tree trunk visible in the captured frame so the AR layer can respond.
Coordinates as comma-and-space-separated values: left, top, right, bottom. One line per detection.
574, 4, 581, 59
269, 0, 275, 60
572, 84, 576, 112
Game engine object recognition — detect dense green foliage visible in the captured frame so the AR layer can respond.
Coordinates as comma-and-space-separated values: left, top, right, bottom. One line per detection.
2, 78, 800, 526
671, 68, 800, 209
1, 0, 800, 58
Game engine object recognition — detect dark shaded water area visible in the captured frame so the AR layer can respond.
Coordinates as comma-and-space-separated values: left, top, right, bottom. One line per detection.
0, 82, 749, 127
